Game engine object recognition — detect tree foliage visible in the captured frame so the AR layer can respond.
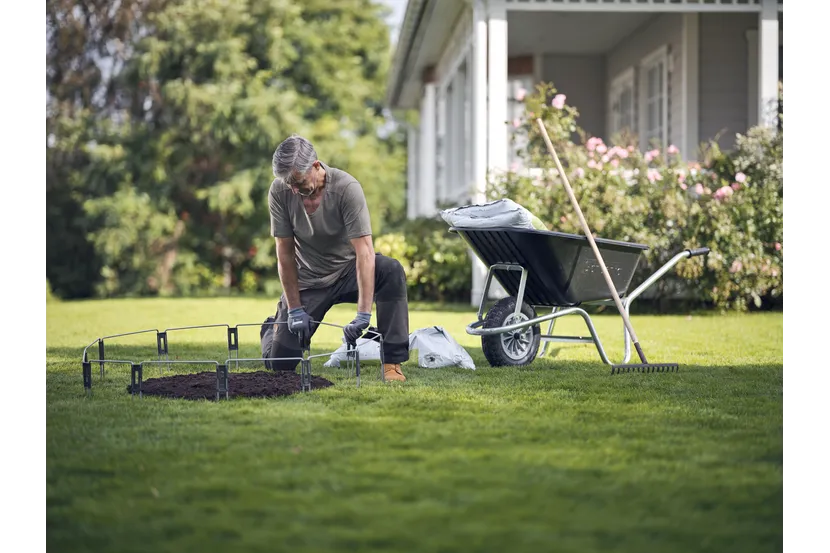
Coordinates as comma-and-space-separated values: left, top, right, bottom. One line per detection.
46, 0, 406, 298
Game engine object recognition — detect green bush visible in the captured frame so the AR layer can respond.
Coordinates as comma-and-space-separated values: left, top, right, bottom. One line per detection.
375, 217, 472, 302
490, 82, 783, 311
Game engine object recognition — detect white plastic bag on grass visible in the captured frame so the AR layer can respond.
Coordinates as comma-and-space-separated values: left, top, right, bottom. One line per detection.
323, 337, 381, 367
409, 326, 476, 370
440, 199, 547, 231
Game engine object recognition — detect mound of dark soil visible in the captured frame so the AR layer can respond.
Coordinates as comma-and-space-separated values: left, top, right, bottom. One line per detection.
127, 370, 334, 400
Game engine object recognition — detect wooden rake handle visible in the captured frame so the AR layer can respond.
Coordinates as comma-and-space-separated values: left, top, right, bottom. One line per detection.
535, 118, 647, 362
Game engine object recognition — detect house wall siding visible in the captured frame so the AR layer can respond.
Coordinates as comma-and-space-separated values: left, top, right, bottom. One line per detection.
698, 13, 757, 152
606, 14, 683, 149
539, 54, 606, 139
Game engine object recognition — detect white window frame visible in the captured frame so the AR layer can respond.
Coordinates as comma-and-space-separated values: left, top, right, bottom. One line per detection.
639, 45, 669, 151
608, 67, 636, 139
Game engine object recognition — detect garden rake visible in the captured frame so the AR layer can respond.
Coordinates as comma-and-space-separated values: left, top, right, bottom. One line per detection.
535, 118, 679, 374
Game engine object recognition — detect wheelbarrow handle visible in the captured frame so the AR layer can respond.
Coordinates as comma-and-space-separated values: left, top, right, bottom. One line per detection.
686, 247, 710, 258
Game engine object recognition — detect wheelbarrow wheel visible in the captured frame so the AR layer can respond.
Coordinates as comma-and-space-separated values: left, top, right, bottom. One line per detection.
481, 296, 541, 367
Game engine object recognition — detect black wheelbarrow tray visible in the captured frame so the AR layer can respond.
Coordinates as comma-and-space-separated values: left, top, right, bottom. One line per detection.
450, 226, 709, 368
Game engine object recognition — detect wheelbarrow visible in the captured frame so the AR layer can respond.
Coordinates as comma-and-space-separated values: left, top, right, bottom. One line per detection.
452, 226, 709, 369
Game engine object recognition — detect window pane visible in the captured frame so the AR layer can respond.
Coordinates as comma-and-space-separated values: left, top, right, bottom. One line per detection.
657, 100, 663, 132
648, 101, 657, 132
657, 62, 663, 91
648, 67, 657, 97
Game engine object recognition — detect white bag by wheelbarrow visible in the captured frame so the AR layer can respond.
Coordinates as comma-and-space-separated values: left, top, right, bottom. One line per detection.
324, 327, 475, 370
409, 326, 476, 370
323, 337, 381, 368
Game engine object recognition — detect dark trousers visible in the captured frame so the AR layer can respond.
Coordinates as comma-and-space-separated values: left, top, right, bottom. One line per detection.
260, 254, 410, 370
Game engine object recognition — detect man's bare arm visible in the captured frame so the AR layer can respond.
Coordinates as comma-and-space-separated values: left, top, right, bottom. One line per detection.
351, 235, 375, 314
276, 237, 302, 309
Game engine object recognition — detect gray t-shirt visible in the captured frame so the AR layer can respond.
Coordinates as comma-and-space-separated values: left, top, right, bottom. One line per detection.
269, 162, 372, 290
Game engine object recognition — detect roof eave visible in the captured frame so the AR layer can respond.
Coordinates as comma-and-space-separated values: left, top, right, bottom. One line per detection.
386, 0, 430, 109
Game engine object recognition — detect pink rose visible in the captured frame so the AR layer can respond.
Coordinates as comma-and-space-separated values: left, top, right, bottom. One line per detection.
551, 94, 566, 109
644, 152, 654, 163
713, 186, 733, 200
596, 144, 607, 154
586, 137, 604, 152
729, 260, 743, 274
587, 159, 597, 169
775, 242, 782, 251
608, 146, 628, 159
694, 183, 704, 195
647, 169, 663, 183
731, 182, 741, 191
680, 183, 687, 190
667, 144, 679, 155
575, 167, 585, 178
735, 172, 747, 183
516, 88, 527, 102
512, 119, 521, 128
610, 159, 620, 168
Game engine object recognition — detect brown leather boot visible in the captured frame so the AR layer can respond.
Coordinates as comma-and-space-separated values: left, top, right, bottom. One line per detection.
383, 363, 406, 382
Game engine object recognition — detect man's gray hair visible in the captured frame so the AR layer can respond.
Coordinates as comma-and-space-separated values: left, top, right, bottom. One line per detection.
272, 135, 318, 179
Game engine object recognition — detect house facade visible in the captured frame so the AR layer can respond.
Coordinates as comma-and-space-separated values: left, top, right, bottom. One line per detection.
386, 0, 783, 304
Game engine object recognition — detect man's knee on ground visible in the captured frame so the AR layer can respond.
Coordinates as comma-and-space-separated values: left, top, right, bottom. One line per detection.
265, 358, 301, 371
263, 335, 302, 371
261, 319, 302, 371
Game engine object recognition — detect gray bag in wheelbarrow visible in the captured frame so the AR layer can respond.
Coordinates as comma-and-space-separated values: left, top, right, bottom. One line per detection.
440, 199, 547, 230
408, 326, 476, 370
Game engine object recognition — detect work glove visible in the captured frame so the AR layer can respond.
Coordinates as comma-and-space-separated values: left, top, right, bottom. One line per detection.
343, 311, 371, 346
287, 307, 312, 345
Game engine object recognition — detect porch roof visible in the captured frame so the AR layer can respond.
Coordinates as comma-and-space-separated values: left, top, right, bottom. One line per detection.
385, 0, 782, 110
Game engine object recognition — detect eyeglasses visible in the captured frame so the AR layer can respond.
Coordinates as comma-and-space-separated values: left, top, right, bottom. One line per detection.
284, 171, 315, 197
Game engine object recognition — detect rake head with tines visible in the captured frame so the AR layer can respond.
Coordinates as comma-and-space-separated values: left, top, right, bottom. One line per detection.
611, 343, 679, 375
611, 363, 679, 375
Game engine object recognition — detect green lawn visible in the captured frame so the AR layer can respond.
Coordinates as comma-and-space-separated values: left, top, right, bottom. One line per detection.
47, 298, 783, 553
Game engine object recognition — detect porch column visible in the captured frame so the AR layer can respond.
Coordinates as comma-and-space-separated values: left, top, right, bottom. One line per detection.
470, 0, 488, 305
758, 0, 780, 128
485, 3, 509, 302
443, 79, 455, 204
450, 68, 466, 203
487, 3, 509, 174
681, 13, 699, 161
406, 125, 418, 220
418, 79, 437, 217
436, 86, 448, 203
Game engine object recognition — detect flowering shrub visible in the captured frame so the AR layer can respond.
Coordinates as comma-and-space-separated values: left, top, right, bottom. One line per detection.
490, 83, 783, 311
